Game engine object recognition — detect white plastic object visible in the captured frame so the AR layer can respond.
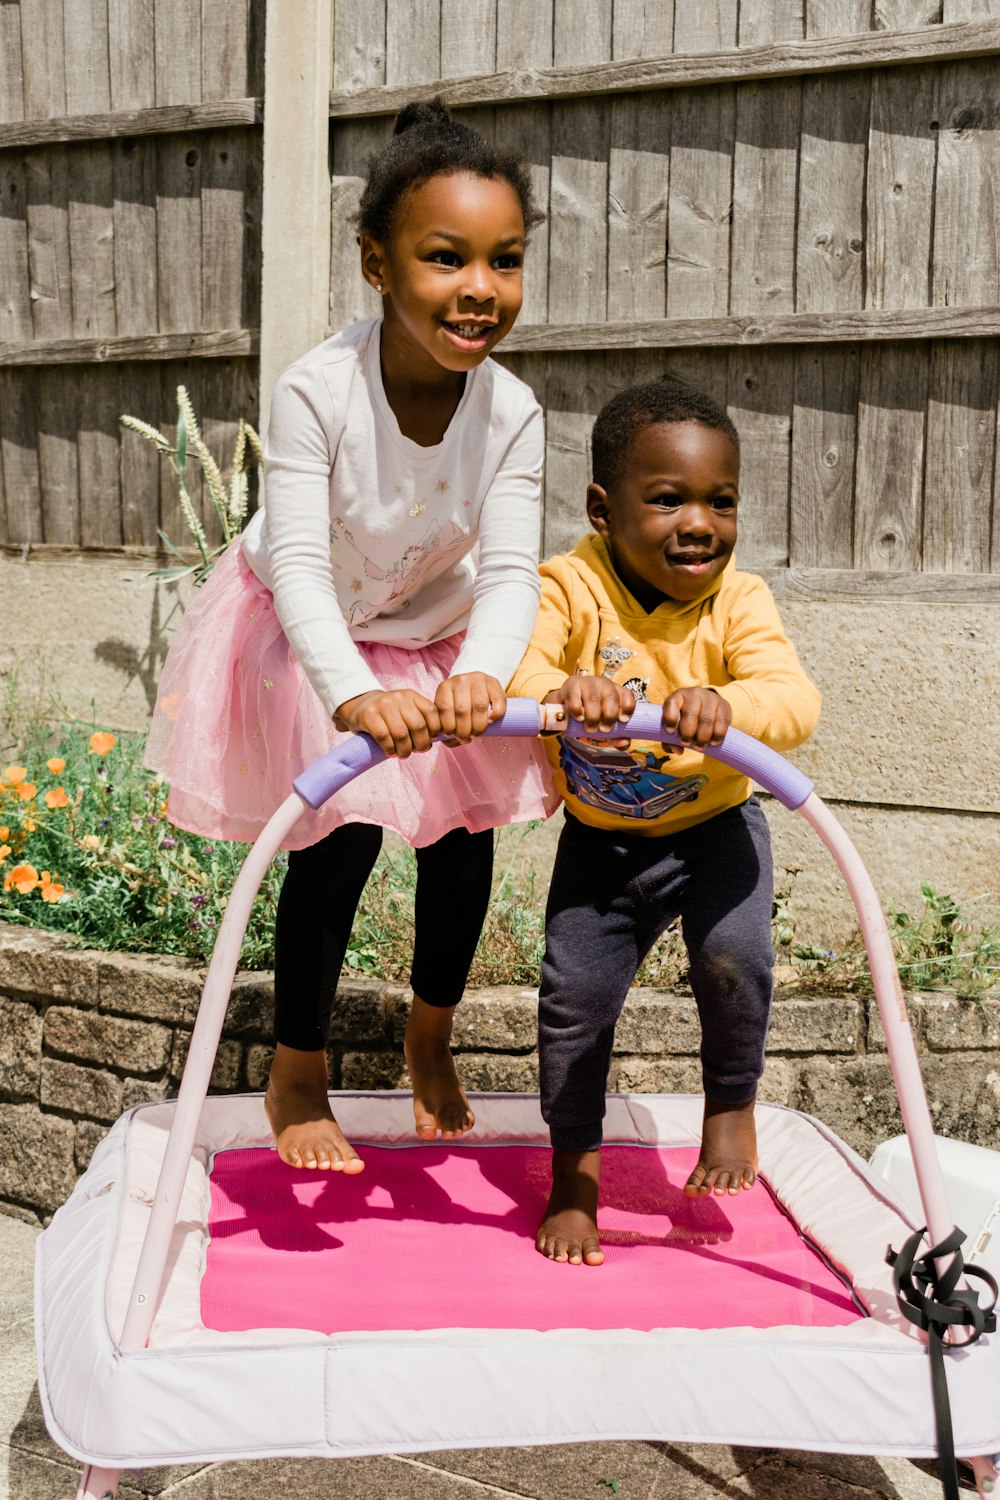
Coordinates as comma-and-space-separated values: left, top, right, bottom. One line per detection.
870, 1134, 1000, 1281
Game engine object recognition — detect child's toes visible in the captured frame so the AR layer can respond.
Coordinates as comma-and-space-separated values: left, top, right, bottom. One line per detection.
684, 1163, 710, 1197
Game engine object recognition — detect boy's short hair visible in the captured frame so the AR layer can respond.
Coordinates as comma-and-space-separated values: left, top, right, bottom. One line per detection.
591, 376, 740, 490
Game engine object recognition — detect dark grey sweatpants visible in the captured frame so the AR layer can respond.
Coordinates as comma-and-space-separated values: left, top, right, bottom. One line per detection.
539, 797, 774, 1151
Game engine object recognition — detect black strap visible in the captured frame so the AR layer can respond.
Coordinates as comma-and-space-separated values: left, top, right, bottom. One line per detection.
887, 1226, 998, 1500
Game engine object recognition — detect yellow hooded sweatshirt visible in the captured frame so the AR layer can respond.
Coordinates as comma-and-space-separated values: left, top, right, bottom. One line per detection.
509, 534, 821, 837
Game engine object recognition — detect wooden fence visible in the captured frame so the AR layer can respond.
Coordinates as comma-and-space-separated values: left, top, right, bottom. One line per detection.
328, 0, 1000, 598
2, 0, 1000, 607
0, 0, 263, 551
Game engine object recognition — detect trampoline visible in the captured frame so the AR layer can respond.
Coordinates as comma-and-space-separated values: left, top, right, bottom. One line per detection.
34, 702, 1000, 1499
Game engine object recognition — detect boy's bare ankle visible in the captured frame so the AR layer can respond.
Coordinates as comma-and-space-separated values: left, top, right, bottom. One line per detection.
536, 1147, 604, 1266
684, 1094, 759, 1198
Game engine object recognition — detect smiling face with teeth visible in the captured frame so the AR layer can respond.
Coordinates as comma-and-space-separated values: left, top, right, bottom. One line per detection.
360, 171, 526, 388
587, 421, 740, 610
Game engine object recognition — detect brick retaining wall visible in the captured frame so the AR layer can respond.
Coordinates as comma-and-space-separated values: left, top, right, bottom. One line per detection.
1, 921, 998, 1221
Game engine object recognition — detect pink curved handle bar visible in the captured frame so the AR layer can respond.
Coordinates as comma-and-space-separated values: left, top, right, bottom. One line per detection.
118, 700, 963, 1354
293, 698, 815, 813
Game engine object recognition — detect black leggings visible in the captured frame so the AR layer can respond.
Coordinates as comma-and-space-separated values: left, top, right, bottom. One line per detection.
273, 822, 494, 1051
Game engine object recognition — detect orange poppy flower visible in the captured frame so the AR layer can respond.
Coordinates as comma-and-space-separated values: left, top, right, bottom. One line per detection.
89, 732, 116, 756
0, 845, 11, 862
47, 757, 66, 774
0, 827, 8, 840
40, 872, 65, 903
3, 766, 27, 785
45, 787, 70, 809
22, 818, 36, 832
4, 862, 39, 894
17, 783, 36, 801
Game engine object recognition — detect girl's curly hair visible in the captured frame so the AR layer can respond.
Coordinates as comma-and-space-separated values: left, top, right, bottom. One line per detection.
354, 97, 544, 244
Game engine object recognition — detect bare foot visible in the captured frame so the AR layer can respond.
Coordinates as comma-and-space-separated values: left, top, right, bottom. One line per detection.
264, 1043, 364, 1173
684, 1095, 758, 1197
404, 995, 476, 1139
536, 1149, 605, 1266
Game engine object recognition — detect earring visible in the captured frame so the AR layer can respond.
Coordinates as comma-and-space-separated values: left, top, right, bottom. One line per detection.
375, 282, 383, 293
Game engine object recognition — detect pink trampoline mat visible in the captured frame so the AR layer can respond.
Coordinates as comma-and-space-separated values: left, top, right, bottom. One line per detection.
202, 1144, 863, 1335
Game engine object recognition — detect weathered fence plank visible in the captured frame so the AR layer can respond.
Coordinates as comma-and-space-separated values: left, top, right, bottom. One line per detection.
673, 0, 737, 50
875, 0, 943, 25
495, 0, 553, 67
37, 365, 81, 544
790, 345, 859, 567
738, 0, 806, 44
0, 368, 42, 545
25, 147, 73, 341
665, 84, 735, 316
77, 374, 123, 546
202, 128, 253, 330
854, 342, 929, 570
202, 0, 251, 101
731, 78, 800, 315
386, 0, 440, 88
333, 0, 386, 91
607, 92, 668, 321
612, 0, 675, 59
155, 0, 202, 107
108, 0, 156, 112
119, 365, 161, 548
805, 1, 873, 34
441, 0, 496, 76
156, 135, 203, 333
0, 3, 24, 123
64, 0, 112, 117
866, 65, 937, 309
924, 340, 997, 572
500, 304, 1000, 351
68, 143, 116, 342
796, 73, 868, 312
112, 138, 159, 337
933, 60, 1000, 307
728, 346, 794, 568
548, 99, 608, 323
19, 0, 65, 121
0, 153, 31, 341
553, 0, 612, 65
328, 20, 1000, 115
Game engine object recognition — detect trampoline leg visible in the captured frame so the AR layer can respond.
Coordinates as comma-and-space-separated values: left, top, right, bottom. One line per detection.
76, 1464, 121, 1499
966, 1455, 998, 1494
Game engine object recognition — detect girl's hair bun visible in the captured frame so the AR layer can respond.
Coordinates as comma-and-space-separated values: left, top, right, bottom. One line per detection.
393, 97, 452, 136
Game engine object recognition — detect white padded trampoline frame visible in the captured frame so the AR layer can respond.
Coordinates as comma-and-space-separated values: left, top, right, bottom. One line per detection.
33, 703, 1000, 1498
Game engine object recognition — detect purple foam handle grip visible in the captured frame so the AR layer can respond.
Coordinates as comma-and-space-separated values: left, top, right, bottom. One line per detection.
292, 697, 812, 811
292, 697, 544, 810
567, 701, 814, 811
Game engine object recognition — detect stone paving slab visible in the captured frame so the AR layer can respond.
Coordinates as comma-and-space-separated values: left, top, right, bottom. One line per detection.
2, 1213, 943, 1500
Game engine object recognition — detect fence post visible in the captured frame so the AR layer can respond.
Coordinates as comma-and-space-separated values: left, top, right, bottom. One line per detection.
259, 0, 333, 436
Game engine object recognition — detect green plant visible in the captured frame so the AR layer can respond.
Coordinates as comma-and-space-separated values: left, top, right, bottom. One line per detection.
120, 386, 261, 586
888, 883, 1000, 998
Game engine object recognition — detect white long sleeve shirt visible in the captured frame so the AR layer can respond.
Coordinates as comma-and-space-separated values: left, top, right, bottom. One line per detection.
242, 319, 544, 715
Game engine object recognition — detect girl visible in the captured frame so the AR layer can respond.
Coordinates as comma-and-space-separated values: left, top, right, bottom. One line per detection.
147, 100, 558, 1174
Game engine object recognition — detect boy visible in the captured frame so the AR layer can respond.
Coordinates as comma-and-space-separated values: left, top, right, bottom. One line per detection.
510, 377, 821, 1266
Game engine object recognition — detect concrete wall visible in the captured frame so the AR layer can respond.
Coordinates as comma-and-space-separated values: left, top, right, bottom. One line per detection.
2, 551, 998, 944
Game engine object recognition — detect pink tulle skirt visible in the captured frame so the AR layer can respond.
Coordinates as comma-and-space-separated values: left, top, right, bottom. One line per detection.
145, 543, 559, 849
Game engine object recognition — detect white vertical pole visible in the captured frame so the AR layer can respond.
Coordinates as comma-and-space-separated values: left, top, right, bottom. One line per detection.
259, 0, 334, 438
